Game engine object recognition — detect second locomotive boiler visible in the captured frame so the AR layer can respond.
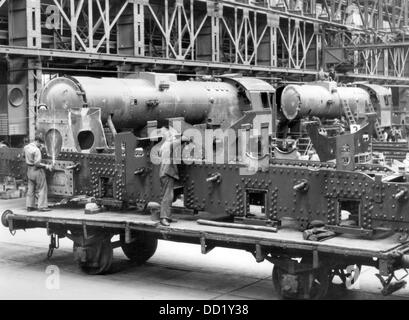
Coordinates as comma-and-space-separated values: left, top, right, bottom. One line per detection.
278, 80, 392, 126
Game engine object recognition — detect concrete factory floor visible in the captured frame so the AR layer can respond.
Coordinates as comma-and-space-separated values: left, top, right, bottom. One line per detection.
1, 198, 409, 300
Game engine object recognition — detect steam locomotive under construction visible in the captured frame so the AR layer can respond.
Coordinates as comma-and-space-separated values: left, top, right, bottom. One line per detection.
2, 72, 409, 299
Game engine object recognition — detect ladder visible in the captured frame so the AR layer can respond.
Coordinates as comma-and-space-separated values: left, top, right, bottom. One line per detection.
341, 99, 357, 125
365, 103, 384, 141
303, 138, 313, 156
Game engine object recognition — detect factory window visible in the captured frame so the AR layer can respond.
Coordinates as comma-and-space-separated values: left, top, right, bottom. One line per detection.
32, 10, 36, 30
338, 199, 360, 228
261, 92, 273, 109
245, 189, 267, 219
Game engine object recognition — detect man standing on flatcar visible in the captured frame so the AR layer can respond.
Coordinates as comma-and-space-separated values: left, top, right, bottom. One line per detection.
24, 135, 53, 212
158, 128, 180, 226
158, 128, 191, 226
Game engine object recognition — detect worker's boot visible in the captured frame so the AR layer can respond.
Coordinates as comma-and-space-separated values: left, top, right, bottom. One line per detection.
160, 218, 170, 226
27, 207, 36, 212
38, 208, 51, 212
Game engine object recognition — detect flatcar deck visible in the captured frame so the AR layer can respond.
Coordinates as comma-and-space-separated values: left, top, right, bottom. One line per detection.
5, 206, 408, 259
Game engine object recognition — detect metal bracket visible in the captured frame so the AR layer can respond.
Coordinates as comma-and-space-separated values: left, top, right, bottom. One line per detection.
255, 244, 265, 263
125, 224, 132, 244
134, 168, 146, 175
379, 258, 390, 276
200, 237, 215, 254
47, 234, 59, 259
206, 172, 221, 184
293, 180, 309, 192
46, 222, 50, 236
82, 223, 88, 241
8, 218, 15, 236
313, 250, 319, 269
375, 272, 407, 296
394, 189, 408, 201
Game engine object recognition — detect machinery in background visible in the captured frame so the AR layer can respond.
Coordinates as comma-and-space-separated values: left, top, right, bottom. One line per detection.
274, 80, 407, 164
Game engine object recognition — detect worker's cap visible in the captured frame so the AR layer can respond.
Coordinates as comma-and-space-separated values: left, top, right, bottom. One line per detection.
34, 135, 45, 143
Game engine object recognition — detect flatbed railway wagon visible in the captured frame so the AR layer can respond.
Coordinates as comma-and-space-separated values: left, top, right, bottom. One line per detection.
2, 204, 409, 300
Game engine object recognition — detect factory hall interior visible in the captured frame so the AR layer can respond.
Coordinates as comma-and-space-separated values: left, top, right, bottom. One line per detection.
4, 0, 409, 302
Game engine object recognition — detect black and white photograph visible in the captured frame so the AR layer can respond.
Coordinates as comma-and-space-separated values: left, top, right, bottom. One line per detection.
1, 0, 409, 308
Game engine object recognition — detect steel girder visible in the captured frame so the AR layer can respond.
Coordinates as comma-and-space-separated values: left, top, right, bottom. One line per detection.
0, 0, 409, 82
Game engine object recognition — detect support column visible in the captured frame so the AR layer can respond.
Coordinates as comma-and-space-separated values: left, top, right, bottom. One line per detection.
197, 1, 222, 62
9, 0, 42, 48
354, 50, 359, 74
315, 23, 322, 69
210, 2, 221, 63
27, 59, 42, 141
266, 13, 279, 67
383, 49, 389, 77
117, 0, 146, 56
7, 58, 41, 142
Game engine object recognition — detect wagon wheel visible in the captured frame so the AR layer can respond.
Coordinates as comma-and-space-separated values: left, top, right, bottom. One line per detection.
74, 239, 113, 275
120, 232, 158, 265
272, 265, 330, 300
330, 264, 362, 289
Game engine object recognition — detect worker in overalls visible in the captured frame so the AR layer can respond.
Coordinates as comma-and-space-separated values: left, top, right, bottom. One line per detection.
24, 135, 53, 212
159, 128, 180, 226
159, 128, 191, 226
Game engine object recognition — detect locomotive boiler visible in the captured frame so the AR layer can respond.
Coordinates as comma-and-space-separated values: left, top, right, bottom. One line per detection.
277, 80, 392, 139
38, 73, 274, 157
280, 82, 370, 120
